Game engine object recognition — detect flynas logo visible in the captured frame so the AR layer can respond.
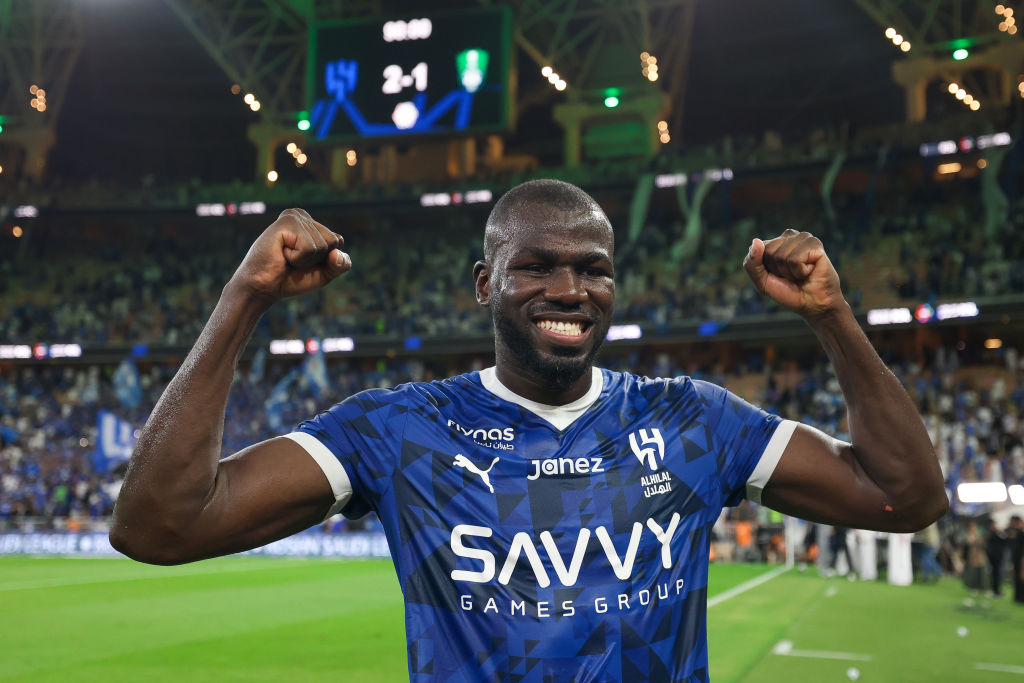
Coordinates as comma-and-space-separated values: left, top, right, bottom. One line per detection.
448, 420, 515, 451
453, 454, 499, 493
629, 428, 665, 471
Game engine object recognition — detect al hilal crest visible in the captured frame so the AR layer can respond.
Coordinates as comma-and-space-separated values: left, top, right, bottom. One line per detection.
629, 428, 665, 471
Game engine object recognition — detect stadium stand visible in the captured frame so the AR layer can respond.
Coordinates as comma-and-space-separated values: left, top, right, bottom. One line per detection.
4, 158, 1023, 346
4, 345, 1021, 553
5, 5, 1024, 681
2, 110, 1024, 587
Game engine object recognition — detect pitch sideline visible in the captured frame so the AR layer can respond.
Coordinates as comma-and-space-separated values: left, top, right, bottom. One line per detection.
5, 559, 790, 598
974, 663, 1024, 676
707, 564, 790, 608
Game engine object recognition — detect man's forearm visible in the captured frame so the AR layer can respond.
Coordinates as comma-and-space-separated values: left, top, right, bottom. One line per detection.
110, 281, 271, 559
807, 303, 948, 524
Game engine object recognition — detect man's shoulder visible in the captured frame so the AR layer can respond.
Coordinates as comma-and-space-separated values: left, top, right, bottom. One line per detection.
602, 368, 698, 397
601, 369, 746, 417
339, 371, 483, 411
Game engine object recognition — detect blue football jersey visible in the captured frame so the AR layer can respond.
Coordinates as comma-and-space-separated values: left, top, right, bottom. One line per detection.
288, 367, 795, 682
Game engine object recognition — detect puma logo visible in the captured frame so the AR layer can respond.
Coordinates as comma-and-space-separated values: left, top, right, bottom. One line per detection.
453, 454, 500, 494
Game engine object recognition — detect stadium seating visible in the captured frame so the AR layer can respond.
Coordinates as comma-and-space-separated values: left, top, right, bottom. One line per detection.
3, 347, 1021, 533
3, 130, 1023, 556
3, 161, 1022, 346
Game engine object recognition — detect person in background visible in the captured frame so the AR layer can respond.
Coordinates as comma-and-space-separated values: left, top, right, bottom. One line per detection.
963, 520, 988, 594
797, 523, 819, 571
984, 517, 1005, 597
916, 520, 942, 583
1007, 515, 1024, 604
826, 526, 857, 579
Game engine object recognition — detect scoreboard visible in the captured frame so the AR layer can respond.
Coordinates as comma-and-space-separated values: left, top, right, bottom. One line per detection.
307, 7, 512, 142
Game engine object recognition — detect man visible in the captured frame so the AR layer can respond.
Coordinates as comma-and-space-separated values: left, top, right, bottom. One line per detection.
824, 526, 856, 580
984, 517, 1005, 597
111, 180, 947, 681
1009, 515, 1024, 604
915, 520, 942, 583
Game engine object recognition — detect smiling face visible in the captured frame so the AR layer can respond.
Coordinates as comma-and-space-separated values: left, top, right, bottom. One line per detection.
474, 187, 615, 402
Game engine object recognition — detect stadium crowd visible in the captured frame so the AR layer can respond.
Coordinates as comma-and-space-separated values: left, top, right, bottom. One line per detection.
3, 143, 1024, 590
3, 164, 1023, 346
2, 342, 1021, 528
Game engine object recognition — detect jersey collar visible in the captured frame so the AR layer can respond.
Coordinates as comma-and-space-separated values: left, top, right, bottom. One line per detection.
478, 366, 604, 431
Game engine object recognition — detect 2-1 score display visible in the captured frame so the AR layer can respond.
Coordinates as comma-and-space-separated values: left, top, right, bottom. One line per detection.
307, 7, 512, 142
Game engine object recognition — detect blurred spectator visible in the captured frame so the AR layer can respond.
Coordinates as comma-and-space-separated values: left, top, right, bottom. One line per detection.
3, 164, 1022, 347
824, 527, 856, 580
916, 521, 942, 584
963, 521, 988, 594
984, 518, 1006, 597
1008, 515, 1024, 604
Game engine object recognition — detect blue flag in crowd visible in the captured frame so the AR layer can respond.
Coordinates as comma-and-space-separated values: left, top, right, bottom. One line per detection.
1, 424, 17, 447
94, 410, 137, 472
303, 343, 329, 398
112, 357, 142, 409
265, 369, 298, 432
248, 347, 267, 384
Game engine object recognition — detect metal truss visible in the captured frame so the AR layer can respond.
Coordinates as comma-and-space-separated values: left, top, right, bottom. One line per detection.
162, 0, 694, 125
0, 0, 86, 177
157, 0, 693, 178
485, 0, 696, 138
851, 0, 998, 50
851, 0, 1021, 114
160, 0, 308, 121
159, 0, 382, 121
304, 0, 383, 23
159, 0, 383, 180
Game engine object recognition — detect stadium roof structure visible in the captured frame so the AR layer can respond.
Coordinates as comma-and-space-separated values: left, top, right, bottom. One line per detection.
1, 0, 1011, 184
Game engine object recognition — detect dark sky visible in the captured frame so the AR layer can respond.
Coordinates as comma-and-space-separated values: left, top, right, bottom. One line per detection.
47, 0, 900, 184
685, 0, 901, 138
49, 0, 254, 184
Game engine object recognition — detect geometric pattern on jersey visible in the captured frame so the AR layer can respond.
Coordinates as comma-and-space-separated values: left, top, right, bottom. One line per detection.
297, 368, 786, 682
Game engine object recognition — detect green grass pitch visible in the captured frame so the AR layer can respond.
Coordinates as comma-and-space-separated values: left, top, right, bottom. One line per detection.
2, 556, 1022, 681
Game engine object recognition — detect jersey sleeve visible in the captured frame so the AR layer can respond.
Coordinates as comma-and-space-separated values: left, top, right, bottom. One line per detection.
691, 379, 797, 507
286, 388, 411, 520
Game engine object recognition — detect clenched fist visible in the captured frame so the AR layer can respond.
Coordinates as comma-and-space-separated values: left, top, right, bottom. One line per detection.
742, 229, 845, 319
230, 208, 352, 303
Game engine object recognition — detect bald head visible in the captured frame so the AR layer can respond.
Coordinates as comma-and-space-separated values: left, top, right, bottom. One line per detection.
473, 179, 616, 397
483, 179, 612, 265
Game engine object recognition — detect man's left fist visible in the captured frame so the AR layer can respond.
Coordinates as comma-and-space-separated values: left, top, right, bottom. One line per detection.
742, 229, 845, 319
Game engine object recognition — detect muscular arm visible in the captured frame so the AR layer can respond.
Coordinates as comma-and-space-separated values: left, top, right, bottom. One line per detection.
744, 232, 948, 533
110, 209, 351, 564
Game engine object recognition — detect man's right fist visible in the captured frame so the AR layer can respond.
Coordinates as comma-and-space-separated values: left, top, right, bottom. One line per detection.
230, 208, 351, 303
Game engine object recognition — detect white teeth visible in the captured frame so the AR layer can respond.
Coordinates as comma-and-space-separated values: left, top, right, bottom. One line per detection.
536, 320, 584, 336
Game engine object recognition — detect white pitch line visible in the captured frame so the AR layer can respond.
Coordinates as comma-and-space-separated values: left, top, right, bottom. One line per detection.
772, 640, 872, 661
779, 648, 872, 662
975, 663, 1024, 675
707, 565, 789, 608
